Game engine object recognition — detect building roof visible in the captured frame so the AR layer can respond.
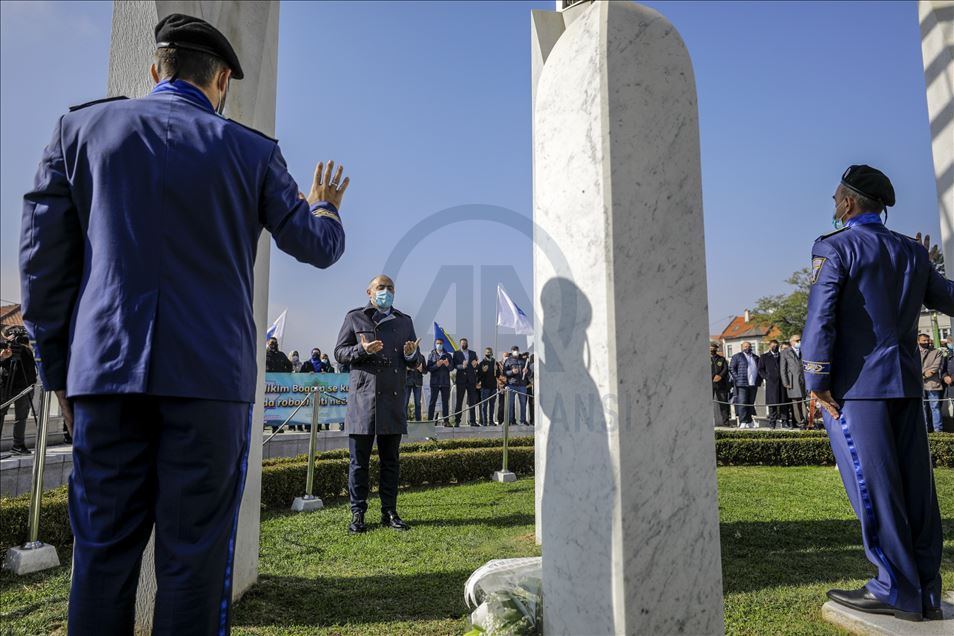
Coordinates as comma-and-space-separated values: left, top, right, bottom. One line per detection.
720, 313, 781, 341
0, 304, 23, 328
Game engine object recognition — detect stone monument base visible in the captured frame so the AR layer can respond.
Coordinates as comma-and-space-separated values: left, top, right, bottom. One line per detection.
2, 543, 60, 575
492, 470, 516, 483
291, 496, 324, 512
821, 596, 953, 635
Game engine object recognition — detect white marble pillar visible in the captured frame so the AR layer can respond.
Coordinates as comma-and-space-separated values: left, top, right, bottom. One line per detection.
919, 1, 954, 314
532, 1, 724, 633
106, 1, 278, 632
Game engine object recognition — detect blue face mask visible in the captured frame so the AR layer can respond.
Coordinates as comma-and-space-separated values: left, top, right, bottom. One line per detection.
374, 289, 394, 310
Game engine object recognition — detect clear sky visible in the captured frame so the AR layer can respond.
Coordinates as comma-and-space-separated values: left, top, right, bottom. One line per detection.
0, 1, 941, 355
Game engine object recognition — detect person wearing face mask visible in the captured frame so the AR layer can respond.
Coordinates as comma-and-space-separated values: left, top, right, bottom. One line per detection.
918, 333, 944, 433
300, 348, 328, 373
728, 341, 761, 428
802, 165, 954, 621
452, 338, 479, 425
476, 348, 499, 425
427, 339, 454, 425
757, 340, 783, 428
334, 275, 420, 534
780, 334, 807, 428
710, 342, 731, 427
289, 350, 303, 373
18, 14, 350, 633
503, 345, 529, 425
265, 337, 293, 373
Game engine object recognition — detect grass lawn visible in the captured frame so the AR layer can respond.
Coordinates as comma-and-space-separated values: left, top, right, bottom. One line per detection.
2, 467, 952, 635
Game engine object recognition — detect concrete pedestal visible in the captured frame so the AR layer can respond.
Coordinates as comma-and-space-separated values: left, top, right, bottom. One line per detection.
532, 1, 724, 634
2, 543, 60, 575
292, 496, 325, 512
822, 598, 953, 635
492, 470, 517, 483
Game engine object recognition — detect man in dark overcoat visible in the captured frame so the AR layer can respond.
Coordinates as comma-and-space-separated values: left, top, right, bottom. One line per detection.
757, 339, 784, 428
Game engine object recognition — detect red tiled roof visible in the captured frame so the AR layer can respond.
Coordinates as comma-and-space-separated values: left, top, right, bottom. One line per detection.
720, 314, 780, 340
0, 304, 23, 328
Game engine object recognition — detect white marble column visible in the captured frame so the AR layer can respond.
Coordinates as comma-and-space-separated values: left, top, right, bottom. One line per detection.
532, 1, 724, 634
106, 1, 278, 632
919, 1, 954, 313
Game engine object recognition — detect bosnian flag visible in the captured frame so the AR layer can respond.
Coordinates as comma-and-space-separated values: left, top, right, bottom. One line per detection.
265, 309, 287, 341
496, 286, 533, 335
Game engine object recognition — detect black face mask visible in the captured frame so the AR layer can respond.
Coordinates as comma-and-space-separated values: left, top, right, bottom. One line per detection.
485, 353, 492, 359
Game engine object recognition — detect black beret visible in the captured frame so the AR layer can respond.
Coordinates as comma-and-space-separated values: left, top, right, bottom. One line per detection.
155, 13, 244, 80
840, 164, 895, 208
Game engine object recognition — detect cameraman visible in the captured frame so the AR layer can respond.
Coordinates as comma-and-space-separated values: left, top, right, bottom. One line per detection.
0, 326, 37, 456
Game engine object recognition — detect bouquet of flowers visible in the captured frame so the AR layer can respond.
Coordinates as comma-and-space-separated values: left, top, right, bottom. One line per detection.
463, 557, 542, 636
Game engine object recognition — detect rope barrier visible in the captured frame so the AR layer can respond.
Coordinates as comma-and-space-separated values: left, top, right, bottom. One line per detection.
712, 397, 954, 408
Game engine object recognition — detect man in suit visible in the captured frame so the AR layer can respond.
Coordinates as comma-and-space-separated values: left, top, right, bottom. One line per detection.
710, 342, 730, 427
427, 340, 453, 425
452, 337, 479, 425
804, 165, 954, 620
334, 274, 419, 534
405, 350, 426, 422
476, 347, 499, 426
729, 341, 760, 428
757, 340, 783, 428
780, 333, 807, 428
19, 14, 347, 634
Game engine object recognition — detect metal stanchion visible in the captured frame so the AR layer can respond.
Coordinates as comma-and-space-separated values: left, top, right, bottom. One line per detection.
3, 389, 61, 574
292, 391, 324, 512
492, 388, 516, 483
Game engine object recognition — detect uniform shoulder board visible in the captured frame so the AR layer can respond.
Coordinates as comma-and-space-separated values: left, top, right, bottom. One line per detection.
226, 118, 277, 143
815, 226, 848, 242
68, 95, 128, 112
889, 230, 920, 244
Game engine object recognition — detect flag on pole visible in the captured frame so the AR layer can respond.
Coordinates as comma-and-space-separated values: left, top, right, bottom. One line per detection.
434, 322, 459, 352
496, 286, 533, 335
265, 309, 287, 341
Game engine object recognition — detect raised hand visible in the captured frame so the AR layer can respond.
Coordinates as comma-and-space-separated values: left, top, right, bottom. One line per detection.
359, 333, 383, 354
404, 338, 421, 357
308, 160, 350, 210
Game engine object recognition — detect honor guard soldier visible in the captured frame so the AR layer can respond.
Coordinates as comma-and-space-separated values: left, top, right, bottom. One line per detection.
19, 14, 348, 635
802, 165, 954, 622
334, 275, 420, 534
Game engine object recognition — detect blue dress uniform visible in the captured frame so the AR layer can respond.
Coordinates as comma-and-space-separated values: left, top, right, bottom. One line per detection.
802, 209, 954, 617
19, 16, 345, 634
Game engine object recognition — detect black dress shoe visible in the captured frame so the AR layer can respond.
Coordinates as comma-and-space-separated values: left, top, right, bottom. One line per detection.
923, 607, 944, 620
826, 588, 922, 621
348, 511, 366, 534
381, 510, 410, 531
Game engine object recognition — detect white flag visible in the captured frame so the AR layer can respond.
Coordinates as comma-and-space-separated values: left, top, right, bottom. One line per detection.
265, 309, 287, 341
496, 286, 533, 335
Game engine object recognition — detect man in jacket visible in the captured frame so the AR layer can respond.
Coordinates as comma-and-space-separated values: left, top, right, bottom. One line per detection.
405, 350, 426, 422
710, 342, 730, 427
334, 275, 419, 534
503, 346, 529, 425
265, 337, 293, 372
476, 347, 499, 426
427, 340, 454, 425
757, 340, 784, 428
19, 14, 347, 634
803, 164, 954, 620
452, 338, 479, 425
919, 333, 944, 432
0, 327, 37, 456
780, 333, 807, 428
301, 347, 332, 373
729, 341, 760, 427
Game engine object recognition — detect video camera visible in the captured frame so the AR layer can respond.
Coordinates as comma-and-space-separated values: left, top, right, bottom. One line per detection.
0, 326, 30, 356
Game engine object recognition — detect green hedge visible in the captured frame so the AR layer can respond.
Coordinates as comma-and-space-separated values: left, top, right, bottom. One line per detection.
3, 432, 951, 555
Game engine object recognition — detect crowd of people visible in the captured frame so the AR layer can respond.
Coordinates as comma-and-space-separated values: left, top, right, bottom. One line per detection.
263, 335, 535, 427
711, 332, 953, 432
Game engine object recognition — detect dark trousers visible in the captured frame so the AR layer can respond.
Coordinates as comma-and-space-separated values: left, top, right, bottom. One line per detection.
405, 385, 422, 421
823, 399, 942, 613
734, 386, 757, 423
428, 385, 450, 422
508, 385, 528, 425
496, 388, 505, 424
454, 383, 478, 424
712, 386, 730, 426
68, 395, 251, 636
0, 393, 31, 447
348, 433, 401, 514
527, 385, 535, 425
479, 387, 496, 425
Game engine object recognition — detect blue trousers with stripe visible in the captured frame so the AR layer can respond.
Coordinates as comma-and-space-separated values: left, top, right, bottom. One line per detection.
68, 396, 251, 635
822, 399, 942, 613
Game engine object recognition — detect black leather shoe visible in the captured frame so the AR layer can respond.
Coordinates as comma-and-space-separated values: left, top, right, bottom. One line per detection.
348, 511, 366, 534
923, 607, 944, 620
381, 510, 410, 531
826, 588, 922, 621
